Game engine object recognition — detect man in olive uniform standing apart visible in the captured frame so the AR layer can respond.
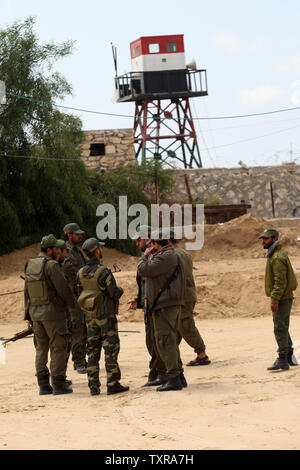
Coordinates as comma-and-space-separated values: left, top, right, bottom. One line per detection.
137, 231, 186, 391
169, 233, 211, 366
259, 228, 298, 371
62, 222, 88, 374
127, 226, 167, 387
77, 238, 129, 396
24, 234, 76, 395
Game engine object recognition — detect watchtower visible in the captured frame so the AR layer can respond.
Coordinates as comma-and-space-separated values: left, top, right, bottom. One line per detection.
113, 35, 208, 168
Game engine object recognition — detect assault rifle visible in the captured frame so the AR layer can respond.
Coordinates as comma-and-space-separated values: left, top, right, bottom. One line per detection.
0, 324, 33, 345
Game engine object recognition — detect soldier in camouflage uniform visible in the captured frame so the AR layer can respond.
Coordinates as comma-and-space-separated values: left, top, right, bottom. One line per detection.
77, 238, 129, 396
24, 234, 76, 395
62, 222, 88, 374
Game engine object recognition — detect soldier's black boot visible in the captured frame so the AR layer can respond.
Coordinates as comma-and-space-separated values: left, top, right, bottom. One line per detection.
288, 352, 298, 366
107, 381, 129, 395
37, 374, 53, 395
267, 357, 290, 371
157, 375, 183, 391
180, 372, 188, 388
143, 378, 167, 387
52, 375, 73, 395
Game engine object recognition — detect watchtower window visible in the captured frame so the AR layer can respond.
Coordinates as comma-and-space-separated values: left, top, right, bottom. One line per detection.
149, 43, 160, 53
90, 143, 105, 156
136, 46, 141, 56
167, 42, 177, 52
132, 47, 136, 57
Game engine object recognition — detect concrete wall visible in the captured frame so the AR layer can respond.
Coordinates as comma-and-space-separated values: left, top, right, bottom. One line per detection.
168, 164, 300, 219
79, 129, 300, 218
80, 129, 135, 172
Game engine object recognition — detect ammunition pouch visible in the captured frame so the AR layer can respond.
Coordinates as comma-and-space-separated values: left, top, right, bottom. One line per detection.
77, 290, 104, 318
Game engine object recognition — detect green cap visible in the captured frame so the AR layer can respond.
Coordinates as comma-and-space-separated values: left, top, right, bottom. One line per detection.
63, 222, 85, 234
258, 228, 279, 239
41, 234, 61, 249
82, 237, 105, 253
56, 239, 67, 249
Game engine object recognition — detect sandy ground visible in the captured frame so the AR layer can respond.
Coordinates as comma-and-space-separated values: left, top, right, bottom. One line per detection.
1, 214, 300, 450
1, 317, 300, 450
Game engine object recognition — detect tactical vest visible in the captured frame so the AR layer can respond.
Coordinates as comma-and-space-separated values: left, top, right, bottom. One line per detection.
24, 258, 51, 306
77, 266, 106, 318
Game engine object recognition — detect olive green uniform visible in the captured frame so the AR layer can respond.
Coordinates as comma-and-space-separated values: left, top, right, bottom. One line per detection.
264, 243, 298, 358
62, 241, 87, 368
174, 245, 206, 354
77, 259, 123, 391
136, 272, 167, 382
138, 245, 185, 379
24, 252, 76, 379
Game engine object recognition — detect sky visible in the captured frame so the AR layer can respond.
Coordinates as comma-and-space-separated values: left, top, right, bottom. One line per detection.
2, 0, 300, 169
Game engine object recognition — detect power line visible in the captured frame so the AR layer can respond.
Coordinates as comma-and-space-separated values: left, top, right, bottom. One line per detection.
198, 123, 300, 151
4, 90, 300, 121
2, 121, 300, 162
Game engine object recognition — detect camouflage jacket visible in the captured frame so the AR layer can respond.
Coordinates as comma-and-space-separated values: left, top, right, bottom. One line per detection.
76, 259, 123, 314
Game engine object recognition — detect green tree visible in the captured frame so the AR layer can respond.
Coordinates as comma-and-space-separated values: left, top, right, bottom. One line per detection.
0, 17, 175, 256
0, 17, 92, 253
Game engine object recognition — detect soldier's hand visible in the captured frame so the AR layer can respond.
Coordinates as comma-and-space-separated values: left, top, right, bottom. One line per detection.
271, 303, 279, 313
144, 246, 156, 257
127, 299, 137, 310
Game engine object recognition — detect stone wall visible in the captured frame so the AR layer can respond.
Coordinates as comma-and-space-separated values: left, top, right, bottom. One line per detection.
80, 129, 135, 172
168, 164, 300, 219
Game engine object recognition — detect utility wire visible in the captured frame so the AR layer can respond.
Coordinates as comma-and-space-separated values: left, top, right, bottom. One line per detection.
2, 120, 300, 161
198, 123, 300, 152
4, 90, 300, 121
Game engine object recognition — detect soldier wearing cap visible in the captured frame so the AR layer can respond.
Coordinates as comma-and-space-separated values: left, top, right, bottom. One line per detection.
137, 228, 186, 391
127, 226, 167, 386
168, 231, 211, 367
62, 222, 88, 374
77, 238, 129, 396
259, 228, 298, 370
24, 234, 76, 395
56, 239, 73, 383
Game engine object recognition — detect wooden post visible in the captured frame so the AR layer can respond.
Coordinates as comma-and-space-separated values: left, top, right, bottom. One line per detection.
184, 173, 193, 204
270, 182, 275, 218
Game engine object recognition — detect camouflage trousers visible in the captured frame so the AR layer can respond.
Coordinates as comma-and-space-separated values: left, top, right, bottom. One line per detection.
86, 313, 121, 390
70, 305, 87, 369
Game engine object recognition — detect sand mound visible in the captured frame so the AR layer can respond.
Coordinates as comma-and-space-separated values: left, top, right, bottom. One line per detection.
188, 213, 300, 261
1, 213, 300, 324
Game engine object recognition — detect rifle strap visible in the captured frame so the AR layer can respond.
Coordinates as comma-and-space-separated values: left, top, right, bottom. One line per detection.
148, 255, 180, 315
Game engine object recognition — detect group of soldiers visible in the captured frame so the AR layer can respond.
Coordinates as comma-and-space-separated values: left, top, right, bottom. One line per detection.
23, 222, 211, 396
24, 223, 128, 396
23, 222, 298, 396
